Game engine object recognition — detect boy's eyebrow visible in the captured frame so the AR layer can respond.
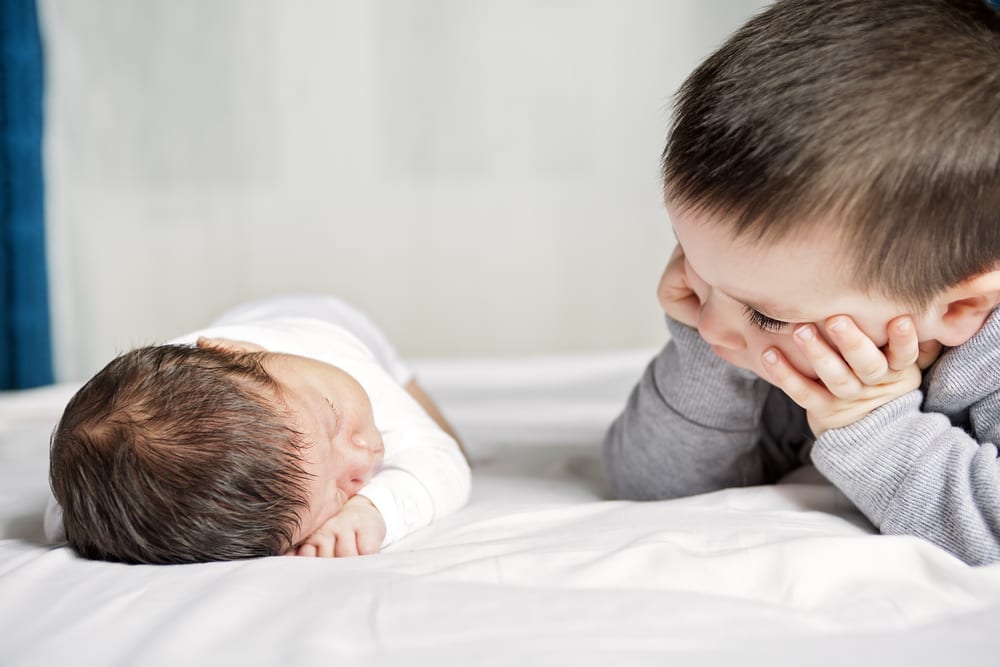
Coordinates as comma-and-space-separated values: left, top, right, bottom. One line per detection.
669, 232, 810, 323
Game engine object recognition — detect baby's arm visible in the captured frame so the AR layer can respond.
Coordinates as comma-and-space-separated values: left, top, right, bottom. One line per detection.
404, 380, 468, 461
294, 405, 469, 557
288, 383, 463, 559
355, 422, 470, 548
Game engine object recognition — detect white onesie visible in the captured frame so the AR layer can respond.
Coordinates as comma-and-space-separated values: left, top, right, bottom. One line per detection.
45, 295, 470, 551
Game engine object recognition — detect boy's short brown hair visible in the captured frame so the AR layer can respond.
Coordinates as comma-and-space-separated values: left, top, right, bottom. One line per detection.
663, 0, 1000, 308
50, 344, 310, 564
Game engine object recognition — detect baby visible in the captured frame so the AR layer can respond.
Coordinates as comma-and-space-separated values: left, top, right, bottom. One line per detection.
47, 295, 470, 564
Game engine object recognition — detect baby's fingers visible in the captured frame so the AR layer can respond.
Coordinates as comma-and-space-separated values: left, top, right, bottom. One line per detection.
884, 317, 919, 371
295, 535, 336, 558
334, 533, 360, 558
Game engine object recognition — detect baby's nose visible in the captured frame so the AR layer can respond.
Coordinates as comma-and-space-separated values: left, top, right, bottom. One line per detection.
352, 433, 373, 450
342, 430, 381, 486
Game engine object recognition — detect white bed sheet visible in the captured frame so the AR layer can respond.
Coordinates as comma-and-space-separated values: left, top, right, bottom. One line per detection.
2, 349, 1000, 666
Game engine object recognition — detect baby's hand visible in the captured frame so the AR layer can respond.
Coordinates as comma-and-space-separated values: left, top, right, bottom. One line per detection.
761, 315, 941, 437
290, 496, 386, 558
657, 244, 700, 329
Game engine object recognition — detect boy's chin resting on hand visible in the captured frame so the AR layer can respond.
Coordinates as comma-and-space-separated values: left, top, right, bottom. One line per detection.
288, 496, 387, 558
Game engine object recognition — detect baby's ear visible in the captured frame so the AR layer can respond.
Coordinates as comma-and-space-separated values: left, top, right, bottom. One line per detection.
196, 337, 268, 354
931, 269, 1000, 347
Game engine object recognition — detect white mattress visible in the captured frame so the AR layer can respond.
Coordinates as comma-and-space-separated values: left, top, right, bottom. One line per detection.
2, 349, 1000, 666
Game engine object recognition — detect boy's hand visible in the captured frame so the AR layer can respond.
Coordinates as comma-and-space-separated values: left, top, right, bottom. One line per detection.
289, 496, 386, 558
657, 245, 700, 328
761, 315, 942, 437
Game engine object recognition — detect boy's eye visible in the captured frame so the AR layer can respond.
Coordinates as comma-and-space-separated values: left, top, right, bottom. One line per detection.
743, 305, 788, 333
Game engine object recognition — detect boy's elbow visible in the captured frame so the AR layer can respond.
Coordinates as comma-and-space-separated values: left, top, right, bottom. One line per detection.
602, 419, 676, 501
602, 416, 715, 502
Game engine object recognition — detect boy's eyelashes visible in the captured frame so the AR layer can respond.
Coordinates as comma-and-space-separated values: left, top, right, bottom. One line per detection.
742, 305, 789, 333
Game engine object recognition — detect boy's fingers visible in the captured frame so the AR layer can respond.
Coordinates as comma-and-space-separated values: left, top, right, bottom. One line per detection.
297, 543, 317, 558
884, 316, 919, 371
657, 246, 700, 329
917, 339, 943, 370
793, 324, 863, 399
762, 346, 831, 412
823, 316, 889, 384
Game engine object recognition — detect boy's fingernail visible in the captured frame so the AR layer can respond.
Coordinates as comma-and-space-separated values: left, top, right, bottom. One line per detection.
895, 318, 912, 333
762, 349, 778, 365
794, 325, 815, 341
828, 318, 847, 333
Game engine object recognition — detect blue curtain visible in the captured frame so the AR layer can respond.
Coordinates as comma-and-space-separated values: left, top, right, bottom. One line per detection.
0, 0, 52, 390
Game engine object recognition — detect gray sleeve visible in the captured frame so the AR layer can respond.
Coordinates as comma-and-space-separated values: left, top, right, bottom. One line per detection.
812, 390, 1000, 566
602, 317, 805, 500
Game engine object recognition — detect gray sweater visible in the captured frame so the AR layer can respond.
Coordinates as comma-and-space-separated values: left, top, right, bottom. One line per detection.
603, 309, 1000, 566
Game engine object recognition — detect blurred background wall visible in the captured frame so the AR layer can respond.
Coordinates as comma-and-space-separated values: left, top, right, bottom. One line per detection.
39, 0, 768, 382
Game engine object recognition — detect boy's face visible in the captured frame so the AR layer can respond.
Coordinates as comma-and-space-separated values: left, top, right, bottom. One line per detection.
667, 202, 933, 381
255, 351, 385, 545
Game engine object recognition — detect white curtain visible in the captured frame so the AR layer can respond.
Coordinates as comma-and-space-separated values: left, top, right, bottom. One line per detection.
40, 0, 767, 382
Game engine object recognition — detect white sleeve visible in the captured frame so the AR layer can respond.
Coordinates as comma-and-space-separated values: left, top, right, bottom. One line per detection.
209, 294, 413, 386
356, 415, 471, 548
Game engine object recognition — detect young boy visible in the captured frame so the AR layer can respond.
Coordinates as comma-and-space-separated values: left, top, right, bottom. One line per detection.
48, 295, 470, 564
603, 0, 1000, 565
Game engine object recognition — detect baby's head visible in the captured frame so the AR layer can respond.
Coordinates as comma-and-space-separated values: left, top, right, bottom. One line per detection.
50, 340, 384, 564
661, 0, 1000, 376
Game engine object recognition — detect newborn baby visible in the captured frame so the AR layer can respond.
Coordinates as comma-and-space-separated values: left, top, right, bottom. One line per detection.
46, 295, 470, 564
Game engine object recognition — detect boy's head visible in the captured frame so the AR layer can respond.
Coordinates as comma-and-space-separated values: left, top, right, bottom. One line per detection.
50, 340, 385, 564
661, 0, 1000, 377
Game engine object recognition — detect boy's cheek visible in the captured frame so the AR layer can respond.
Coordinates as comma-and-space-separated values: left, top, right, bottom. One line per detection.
748, 338, 821, 381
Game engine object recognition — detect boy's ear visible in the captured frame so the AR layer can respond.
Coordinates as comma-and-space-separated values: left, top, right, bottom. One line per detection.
931, 269, 1000, 347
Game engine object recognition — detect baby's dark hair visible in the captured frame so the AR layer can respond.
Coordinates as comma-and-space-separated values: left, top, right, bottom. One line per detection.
664, 0, 1000, 308
49, 344, 310, 564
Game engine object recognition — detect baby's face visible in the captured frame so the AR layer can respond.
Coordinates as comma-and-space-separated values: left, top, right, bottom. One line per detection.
667, 202, 938, 381
254, 351, 385, 545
